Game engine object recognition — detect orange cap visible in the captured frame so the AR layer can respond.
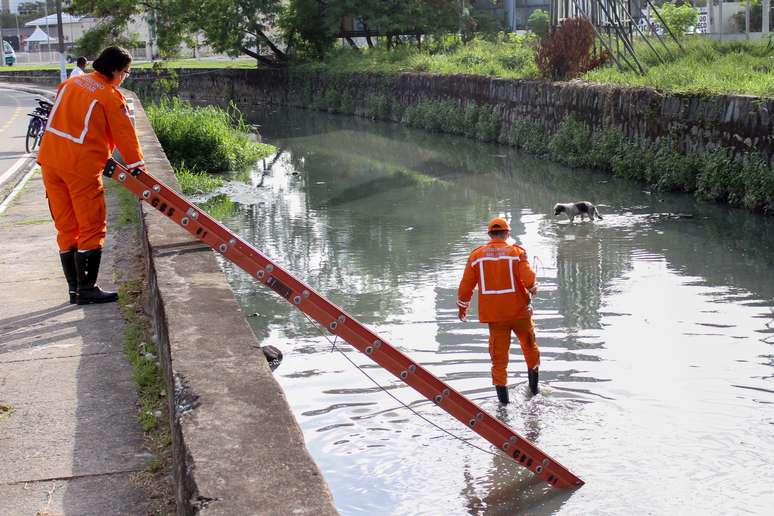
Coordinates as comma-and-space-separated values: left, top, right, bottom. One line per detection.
487, 217, 510, 232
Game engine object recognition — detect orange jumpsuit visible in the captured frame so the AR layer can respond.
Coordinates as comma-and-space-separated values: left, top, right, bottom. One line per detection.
37, 72, 144, 251
457, 238, 539, 386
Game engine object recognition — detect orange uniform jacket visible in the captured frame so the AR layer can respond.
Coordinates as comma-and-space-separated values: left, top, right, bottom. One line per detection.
457, 239, 536, 322
38, 72, 144, 172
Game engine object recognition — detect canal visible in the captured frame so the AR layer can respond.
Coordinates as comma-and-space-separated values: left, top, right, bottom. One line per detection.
198, 107, 774, 515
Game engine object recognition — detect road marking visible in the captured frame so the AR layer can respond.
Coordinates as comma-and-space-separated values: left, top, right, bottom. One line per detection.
0, 165, 37, 215
0, 91, 22, 134
0, 153, 33, 188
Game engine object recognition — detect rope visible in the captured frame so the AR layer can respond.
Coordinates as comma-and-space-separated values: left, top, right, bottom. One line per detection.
300, 311, 499, 457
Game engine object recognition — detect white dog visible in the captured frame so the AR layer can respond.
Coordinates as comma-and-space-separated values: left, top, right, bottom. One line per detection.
553, 202, 603, 222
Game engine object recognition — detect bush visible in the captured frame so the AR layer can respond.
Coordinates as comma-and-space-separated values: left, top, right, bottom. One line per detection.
648, 145, 702, 192
695, 149, 744, 204
588, 129, 625, 171
657, 3, 700, 36
475, 107, 502, 142
527, 9, 550, 39
509, 118, 547, 154
741, 154, 774, 213
548, 116, 592, 168
147, 98, 274, 172
535, 17, 598, 80
366, 94, 390, 119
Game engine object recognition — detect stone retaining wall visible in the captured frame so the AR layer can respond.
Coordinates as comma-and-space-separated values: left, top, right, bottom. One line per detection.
3, 67, 771, 165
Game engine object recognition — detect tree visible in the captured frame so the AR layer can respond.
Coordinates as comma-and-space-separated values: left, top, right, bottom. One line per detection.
656, 2, 699, 35
69, 0, 193, 57
282, 0, 338, 59
70, 0, 287, 65
527, 9, 550, 39
189, 0, 287, 65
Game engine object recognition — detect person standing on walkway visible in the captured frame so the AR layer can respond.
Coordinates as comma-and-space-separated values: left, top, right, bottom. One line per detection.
69, 56, 87, 78
37, 46, 144, 305
457, 217, 540, 404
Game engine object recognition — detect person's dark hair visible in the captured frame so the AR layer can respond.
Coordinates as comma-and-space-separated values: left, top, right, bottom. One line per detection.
92, 46, 132, 79
488, 230, 509, 239
76, 56, 87, 68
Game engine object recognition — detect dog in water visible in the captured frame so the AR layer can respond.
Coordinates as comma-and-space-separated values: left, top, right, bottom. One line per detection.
553, 202, 603, 223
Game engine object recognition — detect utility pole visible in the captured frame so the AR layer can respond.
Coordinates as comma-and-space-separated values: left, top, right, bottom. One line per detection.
55, 0, 66, 82
764, 0, 771, 35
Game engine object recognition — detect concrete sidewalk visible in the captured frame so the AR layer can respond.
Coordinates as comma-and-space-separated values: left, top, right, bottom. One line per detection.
0, 171, 153, 514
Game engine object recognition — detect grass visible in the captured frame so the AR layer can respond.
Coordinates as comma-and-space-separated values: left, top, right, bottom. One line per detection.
4, 58, 255, 72
175, 163, 225, 195
119, 280, 166, 433
117, 279, 175, 513
147, 97, 276, 172
7, 36, 773, 96
296, 34, 774, 98
584, 37, 774, 97
298, 35, 539, 78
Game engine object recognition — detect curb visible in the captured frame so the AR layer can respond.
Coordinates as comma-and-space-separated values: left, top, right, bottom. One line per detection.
0, 82, 55, 99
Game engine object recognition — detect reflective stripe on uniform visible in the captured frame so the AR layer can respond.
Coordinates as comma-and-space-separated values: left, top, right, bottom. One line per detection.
45, 84, 99, 145
472, 255, 520, 295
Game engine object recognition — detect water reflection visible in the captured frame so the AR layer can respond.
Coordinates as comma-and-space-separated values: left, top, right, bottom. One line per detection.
207, 107, 774, 515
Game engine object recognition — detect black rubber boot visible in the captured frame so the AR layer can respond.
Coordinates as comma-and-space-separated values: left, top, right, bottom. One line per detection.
59, 249, 77, 304
528, 367, 539, 395
495, 385, 509, 405
75, 249, 118, 305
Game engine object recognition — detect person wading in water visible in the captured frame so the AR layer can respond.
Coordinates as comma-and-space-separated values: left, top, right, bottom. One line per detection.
457, 217, 540, 404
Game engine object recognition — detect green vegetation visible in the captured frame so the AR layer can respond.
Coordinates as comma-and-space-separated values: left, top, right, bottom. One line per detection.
175, 163, 225, 195
3, 59, 255, 72
656, 2, 700, 36
584, 37, 774, 97
5, 35, 772, 97
403, 99, 502, 142
200, 194, 238, 220
544, 116, 774, 213
527, 9, 550, 39
146, 98, 275, 172
119, 280, 165, 433
298, 36, 538, 78
117, 279, 175, 512
294, 35, 774, 97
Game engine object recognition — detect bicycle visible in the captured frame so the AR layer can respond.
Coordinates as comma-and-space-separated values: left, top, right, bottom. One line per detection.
26, 98, 52, 153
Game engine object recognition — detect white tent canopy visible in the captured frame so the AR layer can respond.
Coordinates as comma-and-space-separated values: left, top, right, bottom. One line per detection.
24, 26, 52, 51
25, 14, 85, 27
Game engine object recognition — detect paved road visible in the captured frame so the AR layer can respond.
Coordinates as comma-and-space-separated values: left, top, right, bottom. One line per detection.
0, 87, 41, 208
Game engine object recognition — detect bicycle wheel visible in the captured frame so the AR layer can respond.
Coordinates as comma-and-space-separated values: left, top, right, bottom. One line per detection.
32, 130, 43, 152
26, 119, 40, 153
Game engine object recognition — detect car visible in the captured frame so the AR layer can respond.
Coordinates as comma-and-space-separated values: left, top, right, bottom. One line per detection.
3, 40, 16, 66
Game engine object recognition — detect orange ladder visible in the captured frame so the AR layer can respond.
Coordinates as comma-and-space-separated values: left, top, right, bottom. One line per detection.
104, 158, 584, 489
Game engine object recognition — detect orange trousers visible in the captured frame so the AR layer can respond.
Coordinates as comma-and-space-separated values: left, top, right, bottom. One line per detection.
487, 318, 540, 386
41, 165, 106, 252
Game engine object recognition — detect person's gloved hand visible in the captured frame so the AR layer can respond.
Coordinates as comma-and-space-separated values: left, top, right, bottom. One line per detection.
458, 306, 467, 321
528, 285, 538, 296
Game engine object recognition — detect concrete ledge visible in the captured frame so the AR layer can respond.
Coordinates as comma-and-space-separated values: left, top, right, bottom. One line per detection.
130, 95, 337, 514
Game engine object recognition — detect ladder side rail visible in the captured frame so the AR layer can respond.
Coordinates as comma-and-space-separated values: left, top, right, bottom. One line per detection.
104, 159, 583, 488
